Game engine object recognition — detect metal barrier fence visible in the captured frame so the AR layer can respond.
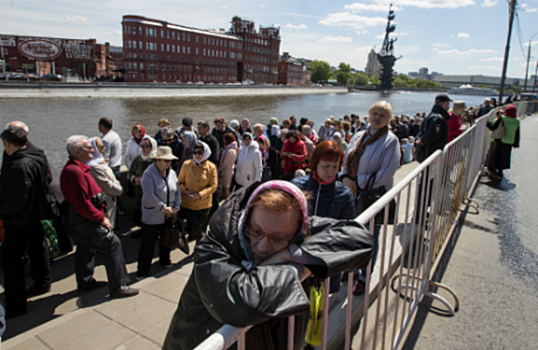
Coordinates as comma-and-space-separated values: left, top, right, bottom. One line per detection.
195, 104, 533, 350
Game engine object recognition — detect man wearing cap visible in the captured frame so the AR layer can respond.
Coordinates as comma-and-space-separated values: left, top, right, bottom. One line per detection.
415, 93, 452, 163
476, 98, 493, 118
162, 181, 374, 350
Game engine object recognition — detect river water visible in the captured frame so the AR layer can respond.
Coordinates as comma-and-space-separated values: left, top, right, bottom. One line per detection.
0, 91, 488, 170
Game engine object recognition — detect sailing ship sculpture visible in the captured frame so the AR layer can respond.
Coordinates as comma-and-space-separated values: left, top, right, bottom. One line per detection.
377, 5, 401, 90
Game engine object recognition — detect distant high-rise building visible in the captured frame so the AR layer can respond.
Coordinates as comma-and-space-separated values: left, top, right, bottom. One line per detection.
365, 48, 380, 77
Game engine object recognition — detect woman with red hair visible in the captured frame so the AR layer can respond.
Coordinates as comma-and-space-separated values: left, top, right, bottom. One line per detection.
291, 140, 355, 293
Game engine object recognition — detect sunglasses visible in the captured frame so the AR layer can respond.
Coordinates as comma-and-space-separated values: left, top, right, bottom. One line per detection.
192, 150, 204, 156
140, 145, 151, 149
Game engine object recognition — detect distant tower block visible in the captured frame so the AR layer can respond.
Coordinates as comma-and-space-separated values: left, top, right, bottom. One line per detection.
377, 5, 401, 90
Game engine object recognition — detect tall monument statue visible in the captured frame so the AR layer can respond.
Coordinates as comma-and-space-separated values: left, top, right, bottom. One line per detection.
377, 5, 401, 90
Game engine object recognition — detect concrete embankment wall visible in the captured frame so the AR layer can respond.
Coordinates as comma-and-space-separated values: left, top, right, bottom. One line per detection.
0, 82, 347, 99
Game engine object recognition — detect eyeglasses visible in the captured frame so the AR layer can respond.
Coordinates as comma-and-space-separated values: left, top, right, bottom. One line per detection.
140, 145, 151, 149
243, 225, 293, 247
192, 150, 204, 156
163, 139, 173, 143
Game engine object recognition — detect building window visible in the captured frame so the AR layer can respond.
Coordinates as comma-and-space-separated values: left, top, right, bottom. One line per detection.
196, 48, 199, 55
139, 41, 142, 49
172, 32, 175, 40
183, 46, 186, 54
161, 44, 164, 51
187, 47, 190, 54
139, 27, 142, 35
204, 37, 207, 44
196, 35, 199, 43
183, 33, 186, 41
167, 44, 170, 52
167, 31, 170, 39
134, 62, 137, 69
141, 74, 144, 79
162, 65, 165, 71
128, 27, 131, 34
238, 43, 242, 49
161, 30, 164, 38
140, 63, 144, 69
203, 49, 206, 56
178, 66, 181, 71
162, 74, 165, 80
187, 34, 190, 42
132, 26, 136, 34
149, 28, 153, 36
167, 65, 170, 71
172, 45, 175, 53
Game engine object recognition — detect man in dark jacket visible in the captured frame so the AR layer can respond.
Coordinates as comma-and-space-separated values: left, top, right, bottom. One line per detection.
163, 180, 374, 350
415, 94, 452, 163
212, 116, 241, 153
197, 120, 219, 165
0, 126, 52, 318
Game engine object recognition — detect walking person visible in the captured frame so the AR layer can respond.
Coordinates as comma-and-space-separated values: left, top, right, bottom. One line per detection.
60, 135, 138, 298
177, 142, 217, 243
136, 146, 181, 279
234, 133, 262, 191
291, 140, 355, 293
486, 105, 521, 179
0, 126, 52, 318
340, 101, 401, 295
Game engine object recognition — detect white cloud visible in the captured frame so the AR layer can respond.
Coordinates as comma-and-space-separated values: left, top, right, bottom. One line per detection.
285, 23, 308, 29
318, 35, 353, 43
482, 0, 497, 7
344, 3, 400, 12
362, 0, 476, 9
520, 3, 538, 11
65, 15, 89, 24
221, 5, 228, 8
457, 33, 470, 38
434, 48, 498, 55
479, 57, 503, 62
433, 43, 451, 48
355, 30, 370, 35
260, 4, 266, 8
319, 12, 387, 29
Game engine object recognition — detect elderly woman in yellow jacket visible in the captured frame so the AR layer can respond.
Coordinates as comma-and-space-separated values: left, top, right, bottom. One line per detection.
177, 141, 218, 243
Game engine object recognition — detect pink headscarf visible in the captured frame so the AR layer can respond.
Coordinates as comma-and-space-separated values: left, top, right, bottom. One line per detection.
241, 180, 309, 235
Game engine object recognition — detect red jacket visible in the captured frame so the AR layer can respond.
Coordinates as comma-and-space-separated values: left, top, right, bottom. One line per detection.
447, 112, 462, 143
60, 157, 105, 223
282, 139, 307, 174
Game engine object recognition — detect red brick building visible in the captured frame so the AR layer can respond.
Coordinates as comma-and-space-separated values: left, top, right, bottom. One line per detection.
0, 34, 113, 79
121, 15, 280, 84
278, 52, 311, 85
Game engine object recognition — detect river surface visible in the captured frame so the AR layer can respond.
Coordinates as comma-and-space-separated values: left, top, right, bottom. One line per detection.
0, 91, 488, 170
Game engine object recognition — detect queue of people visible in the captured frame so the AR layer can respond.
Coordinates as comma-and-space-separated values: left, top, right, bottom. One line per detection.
0, 94, 521, 332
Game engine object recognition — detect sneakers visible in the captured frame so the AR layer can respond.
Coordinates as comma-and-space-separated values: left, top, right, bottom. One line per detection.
26, 284, 51, 298
109, 285, 139, 299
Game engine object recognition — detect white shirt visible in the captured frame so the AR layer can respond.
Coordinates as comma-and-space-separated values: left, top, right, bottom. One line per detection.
102, 130, 122, 168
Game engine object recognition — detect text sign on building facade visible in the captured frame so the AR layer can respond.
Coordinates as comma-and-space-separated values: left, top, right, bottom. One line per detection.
19, 40, 62, 60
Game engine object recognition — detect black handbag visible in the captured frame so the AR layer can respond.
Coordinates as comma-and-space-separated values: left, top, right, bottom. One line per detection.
64, 203, 115, 254
161, 217, 189, 255
355, 172, 396, 225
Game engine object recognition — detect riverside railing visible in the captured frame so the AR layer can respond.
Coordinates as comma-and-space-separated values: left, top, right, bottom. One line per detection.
194, 106, 528, 350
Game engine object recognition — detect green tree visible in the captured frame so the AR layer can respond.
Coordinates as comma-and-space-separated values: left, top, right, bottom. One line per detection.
334, 62, 352, 84
369, 75, 381, 86
338, 62, 351, 73
393, 75, 410, 88
308, 60, 332, 82
506, 85, 522, 94
352, 72, 369, 86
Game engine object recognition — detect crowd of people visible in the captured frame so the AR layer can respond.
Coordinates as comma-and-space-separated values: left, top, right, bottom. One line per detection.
0, 94, 522, 350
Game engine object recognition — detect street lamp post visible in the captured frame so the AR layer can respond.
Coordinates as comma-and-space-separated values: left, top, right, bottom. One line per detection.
524, 32, 538, 92
534, 60, 538, 93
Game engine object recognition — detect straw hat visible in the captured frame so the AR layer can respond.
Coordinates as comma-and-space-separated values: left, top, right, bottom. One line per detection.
152, 146, 178, 160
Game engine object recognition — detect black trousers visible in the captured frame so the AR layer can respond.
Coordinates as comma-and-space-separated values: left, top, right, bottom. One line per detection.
2, 220, 51, 313
137, 223, 171, 277
73, 231, 129, 292
178, 207, 210, 242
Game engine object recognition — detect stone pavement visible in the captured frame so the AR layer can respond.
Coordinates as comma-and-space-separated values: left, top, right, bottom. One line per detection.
1, 162, 418, 350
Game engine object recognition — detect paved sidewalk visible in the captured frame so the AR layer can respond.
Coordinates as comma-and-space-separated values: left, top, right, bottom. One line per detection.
2, 162, 419, 350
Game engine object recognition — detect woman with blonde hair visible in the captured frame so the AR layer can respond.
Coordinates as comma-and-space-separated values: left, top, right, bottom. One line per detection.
340, 100, 400, 296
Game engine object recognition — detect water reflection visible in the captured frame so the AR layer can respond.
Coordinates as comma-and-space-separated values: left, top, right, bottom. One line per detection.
0, 91, 488, 171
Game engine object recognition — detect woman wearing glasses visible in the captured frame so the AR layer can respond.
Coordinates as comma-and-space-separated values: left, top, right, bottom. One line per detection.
136, 146, 181, 280
128, 136, 157, 227
177, 142, 217, 243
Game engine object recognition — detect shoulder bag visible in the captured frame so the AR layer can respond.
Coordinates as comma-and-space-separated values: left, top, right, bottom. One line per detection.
355, 172, 396, 225
490, 118, 505, 139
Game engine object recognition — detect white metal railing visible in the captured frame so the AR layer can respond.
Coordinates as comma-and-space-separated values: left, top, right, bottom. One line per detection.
194, 103, 532, 350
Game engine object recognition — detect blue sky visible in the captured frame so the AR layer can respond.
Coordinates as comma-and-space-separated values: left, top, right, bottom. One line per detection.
2, 0, 537, 78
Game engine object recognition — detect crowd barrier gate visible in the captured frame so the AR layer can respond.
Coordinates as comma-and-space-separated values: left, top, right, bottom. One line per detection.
194, 102, 534, 350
